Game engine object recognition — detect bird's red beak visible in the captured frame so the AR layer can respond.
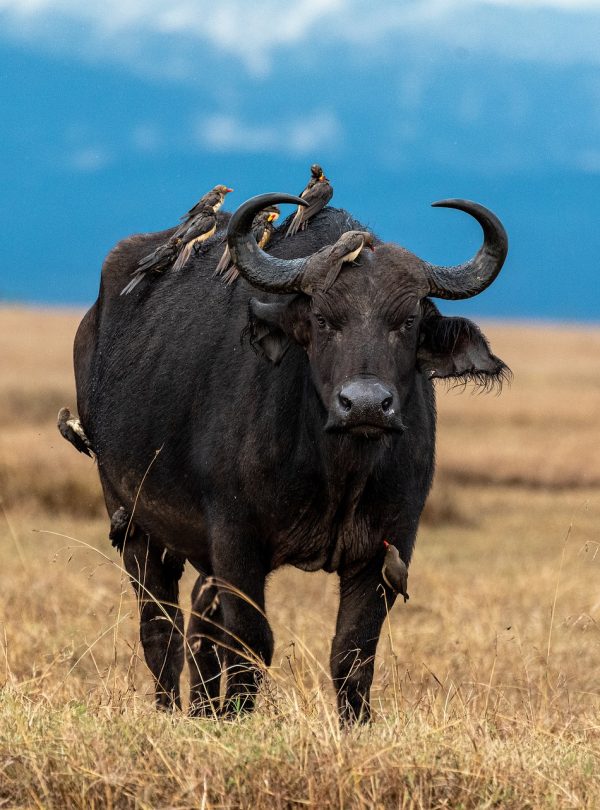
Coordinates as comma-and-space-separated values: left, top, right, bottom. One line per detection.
226, 187, 234, 193
383, 539, 390, 548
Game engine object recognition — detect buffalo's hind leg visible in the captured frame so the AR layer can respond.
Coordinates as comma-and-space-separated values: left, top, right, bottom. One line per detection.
122, 526, 185, 710
331, 557, 396, 724
186, 572, 225, 717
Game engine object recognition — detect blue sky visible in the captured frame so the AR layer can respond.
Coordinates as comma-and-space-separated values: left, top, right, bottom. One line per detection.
1, 0, 599, 321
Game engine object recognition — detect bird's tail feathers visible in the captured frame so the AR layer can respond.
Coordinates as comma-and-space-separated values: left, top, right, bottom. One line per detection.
285, 208, 303, 238
120, 274, 144, 295
214, 245, 231, 276
172, 241, 194, 272
322, 264, 342, 292
223, 265, 240, 285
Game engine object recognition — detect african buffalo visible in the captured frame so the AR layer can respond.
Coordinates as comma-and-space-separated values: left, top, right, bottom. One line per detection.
73, 192, 508, 722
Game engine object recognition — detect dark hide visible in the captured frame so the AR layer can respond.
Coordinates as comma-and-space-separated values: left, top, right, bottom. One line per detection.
74, 206, 507, 721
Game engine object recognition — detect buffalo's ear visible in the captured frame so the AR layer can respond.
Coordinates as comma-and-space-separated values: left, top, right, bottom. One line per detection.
417, 303, 510, 388
246, 299, 291, 364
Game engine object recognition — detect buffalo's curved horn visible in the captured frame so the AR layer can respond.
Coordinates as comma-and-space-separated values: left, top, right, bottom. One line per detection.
227, 193, 310, 292
423, 199, 508, 300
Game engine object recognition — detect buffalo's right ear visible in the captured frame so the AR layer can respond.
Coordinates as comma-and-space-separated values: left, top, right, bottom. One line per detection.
246, 299, 292, 364
417, 301, 510, 389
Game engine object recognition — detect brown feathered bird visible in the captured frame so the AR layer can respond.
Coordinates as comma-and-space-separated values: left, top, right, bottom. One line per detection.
215, 205, 280, 284
381, 540, 409, 602
109, 506, 130, 553
175, 184, 233, 236
285, 164, 333, 237
57, 407, 93, 458
170, 208, 218, 271
292, 230, 374, 293
321, 231, 375, 291
121, 184, 233, 294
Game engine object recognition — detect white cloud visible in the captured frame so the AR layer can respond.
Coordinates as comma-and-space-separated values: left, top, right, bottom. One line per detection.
68, 146, 112, 172
0, 0, 344, 76
574, 148, 600, 173
1, 0, 600, 80
131, 124, 162, 153
196, 109, 341, 155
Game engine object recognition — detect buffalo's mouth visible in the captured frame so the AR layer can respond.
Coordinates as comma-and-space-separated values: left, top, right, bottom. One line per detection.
348, 423, 390, 440
325, 419, 404, 439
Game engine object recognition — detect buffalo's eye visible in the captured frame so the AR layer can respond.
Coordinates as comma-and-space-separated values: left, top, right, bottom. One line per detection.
314, 313, 328, 329
402, 316, 416, 330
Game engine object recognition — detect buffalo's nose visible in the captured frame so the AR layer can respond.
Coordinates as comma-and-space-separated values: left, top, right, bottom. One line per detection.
336, 380, 395, 419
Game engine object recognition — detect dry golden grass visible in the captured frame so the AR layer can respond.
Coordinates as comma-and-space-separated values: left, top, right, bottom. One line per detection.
1, 304, 600, 808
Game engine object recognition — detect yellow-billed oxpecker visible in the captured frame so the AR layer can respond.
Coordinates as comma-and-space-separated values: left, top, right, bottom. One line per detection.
121, 185, 232, 294
321, 230, 375, 291
215, 205, 280, 284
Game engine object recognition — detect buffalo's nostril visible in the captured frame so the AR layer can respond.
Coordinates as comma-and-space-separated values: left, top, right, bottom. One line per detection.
381, 396, 393, 412
339, 394, 352, 412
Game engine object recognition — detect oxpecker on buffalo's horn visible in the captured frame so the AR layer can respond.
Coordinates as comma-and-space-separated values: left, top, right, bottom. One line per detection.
423, 199, 508, 300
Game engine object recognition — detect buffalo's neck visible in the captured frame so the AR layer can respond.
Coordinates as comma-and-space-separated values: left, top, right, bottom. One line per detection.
266, 364, 436, 572
271, 375, 398, 569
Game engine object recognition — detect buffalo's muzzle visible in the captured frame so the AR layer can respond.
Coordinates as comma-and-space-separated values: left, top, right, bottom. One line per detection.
325, 378, 404, 436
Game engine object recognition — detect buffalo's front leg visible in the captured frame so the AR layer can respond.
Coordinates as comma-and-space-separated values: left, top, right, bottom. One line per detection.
122, 526, 185, 710
187, 573, 224, 717
331, 558, 396, 724
211, 531, 273, 716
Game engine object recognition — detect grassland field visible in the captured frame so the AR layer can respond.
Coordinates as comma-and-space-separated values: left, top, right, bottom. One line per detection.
0, 305, 599, 808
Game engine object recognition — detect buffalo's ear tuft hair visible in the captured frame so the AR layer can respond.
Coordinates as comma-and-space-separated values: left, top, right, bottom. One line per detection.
418, 307, 511, 392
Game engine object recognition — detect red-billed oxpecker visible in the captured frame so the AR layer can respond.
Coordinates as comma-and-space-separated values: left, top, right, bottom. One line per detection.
382, 540, 409, 602
285, 164, 333, 237
171, 209, 218, 272
176, 184, 233, 233
215, 205, 280, 284
121, 184, 233, 294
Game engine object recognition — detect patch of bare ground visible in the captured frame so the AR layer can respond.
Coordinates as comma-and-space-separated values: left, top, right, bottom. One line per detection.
1, 307, 599, 808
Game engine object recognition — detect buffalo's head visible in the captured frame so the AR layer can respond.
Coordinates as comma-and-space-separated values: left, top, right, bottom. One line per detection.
228, 193, 509, 439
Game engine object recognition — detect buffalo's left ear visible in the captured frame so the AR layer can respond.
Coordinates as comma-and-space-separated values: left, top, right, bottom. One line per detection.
246, 299, 292, 364
417, 304, 509, 387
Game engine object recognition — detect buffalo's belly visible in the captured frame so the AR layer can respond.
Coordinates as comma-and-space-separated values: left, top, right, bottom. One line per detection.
98, 458, 210, 561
